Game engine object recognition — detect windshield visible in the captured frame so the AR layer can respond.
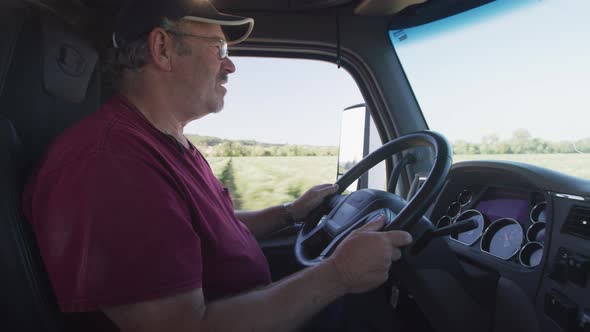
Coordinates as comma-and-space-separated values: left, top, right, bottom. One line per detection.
389, 0, 590, 180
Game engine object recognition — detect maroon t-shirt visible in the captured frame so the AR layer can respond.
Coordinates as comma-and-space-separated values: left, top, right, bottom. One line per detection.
23, 95, 271, 322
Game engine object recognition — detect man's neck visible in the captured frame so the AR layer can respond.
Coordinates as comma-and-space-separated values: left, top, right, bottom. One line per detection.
120, 85, 190, 149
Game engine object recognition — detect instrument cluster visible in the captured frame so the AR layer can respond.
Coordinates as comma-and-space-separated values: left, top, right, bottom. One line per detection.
436, 188, 548, 268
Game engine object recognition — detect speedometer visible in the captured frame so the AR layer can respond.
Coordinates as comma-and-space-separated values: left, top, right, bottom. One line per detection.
481, 218, 524, 260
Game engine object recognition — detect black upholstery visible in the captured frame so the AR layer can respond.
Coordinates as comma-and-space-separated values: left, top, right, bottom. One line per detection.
0, 4, 101, 331
1, 8, 100, 162
0, 116, 63, 331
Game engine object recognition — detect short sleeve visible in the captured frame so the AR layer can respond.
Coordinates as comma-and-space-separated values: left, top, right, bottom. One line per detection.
29, 151, 202, 312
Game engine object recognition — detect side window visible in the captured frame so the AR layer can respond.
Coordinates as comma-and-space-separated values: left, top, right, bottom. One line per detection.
185, 57, 380, 210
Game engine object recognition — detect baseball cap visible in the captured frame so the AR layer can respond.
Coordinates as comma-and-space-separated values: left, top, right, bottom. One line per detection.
112, 0, 254, 48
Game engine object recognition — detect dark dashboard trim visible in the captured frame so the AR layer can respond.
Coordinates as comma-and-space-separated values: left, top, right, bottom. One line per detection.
451, 160, 590, 197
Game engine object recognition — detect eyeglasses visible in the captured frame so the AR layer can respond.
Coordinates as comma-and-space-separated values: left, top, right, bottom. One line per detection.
166, 30, 228, 59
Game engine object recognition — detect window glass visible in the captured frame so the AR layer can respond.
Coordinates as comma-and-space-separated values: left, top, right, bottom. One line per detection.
390, 0, 590, 180
186, 57, 367, 209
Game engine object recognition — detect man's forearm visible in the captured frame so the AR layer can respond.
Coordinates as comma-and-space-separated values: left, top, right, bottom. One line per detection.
200, 260, 346, 332
235, 205, 290, 239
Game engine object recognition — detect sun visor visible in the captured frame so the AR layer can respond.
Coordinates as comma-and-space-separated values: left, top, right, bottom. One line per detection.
387, 0, 495, 30
354, 0, 427, 16
42, 16, 97, 104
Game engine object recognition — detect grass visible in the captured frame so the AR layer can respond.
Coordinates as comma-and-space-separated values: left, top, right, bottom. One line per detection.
206, 154, 589, 210
209, 156, 338, 210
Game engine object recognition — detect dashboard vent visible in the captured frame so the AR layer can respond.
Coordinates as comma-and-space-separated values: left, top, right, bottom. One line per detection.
562, 206, 590, 240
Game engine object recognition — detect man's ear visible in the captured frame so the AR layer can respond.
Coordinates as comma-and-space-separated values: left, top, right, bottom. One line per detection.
148, 28, 174, 72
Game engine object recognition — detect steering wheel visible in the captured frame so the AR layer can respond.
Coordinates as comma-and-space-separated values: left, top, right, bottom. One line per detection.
295, 130, 452, 266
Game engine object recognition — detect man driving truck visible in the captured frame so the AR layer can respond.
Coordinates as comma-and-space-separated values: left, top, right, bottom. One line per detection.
23, 0, 413, 331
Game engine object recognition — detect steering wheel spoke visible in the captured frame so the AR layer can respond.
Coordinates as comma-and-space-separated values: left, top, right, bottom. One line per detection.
299, 216, 330, 243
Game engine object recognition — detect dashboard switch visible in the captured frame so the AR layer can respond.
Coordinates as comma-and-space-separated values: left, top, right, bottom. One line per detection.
551, 260, 569, 284
545, 291, 578, 330
551, 248, 570, 283
551, 248, 590, 287
568, 256, 590, 288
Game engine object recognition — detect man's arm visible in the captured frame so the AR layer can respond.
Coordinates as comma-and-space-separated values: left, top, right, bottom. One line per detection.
103, 217, 413, 332
104, 258, 344, 332
236, 184, 338, 239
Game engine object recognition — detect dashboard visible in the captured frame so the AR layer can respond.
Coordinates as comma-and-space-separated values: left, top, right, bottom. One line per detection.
435, 187, 547, 268
428, 160, 590, 332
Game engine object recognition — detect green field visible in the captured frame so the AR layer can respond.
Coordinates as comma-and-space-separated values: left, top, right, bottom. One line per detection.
209, 156, 338, 210
208, 154, 589, 210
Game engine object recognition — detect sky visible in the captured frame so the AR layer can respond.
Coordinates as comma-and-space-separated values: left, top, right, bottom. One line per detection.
184, 58, 363, 146
186, 0, 590, 145
391, 0, 590, 142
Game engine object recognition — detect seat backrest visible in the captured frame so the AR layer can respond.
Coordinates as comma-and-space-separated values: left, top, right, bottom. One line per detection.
0, 3, 100, 330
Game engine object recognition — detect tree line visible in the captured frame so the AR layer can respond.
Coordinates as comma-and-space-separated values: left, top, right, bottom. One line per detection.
188, 130, 590, 158
452, 129, 590, 155
187, 134, 338, 157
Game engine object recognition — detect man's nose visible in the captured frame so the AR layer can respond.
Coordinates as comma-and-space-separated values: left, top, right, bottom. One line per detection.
222, 56, 236, 74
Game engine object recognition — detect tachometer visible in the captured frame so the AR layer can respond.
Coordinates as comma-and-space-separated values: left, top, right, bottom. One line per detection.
481, 218, 524, 260
450, 210, 487, 246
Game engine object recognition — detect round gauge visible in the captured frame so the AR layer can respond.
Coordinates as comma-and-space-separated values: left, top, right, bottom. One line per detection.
527, 222, 546, 244
481, 218, 524, 260
519, 242, 544, 268
450, 210, 487, 246
457, 190, 473, 206
530, 202, 548, 223
436, 216, 452, 229
447, 202, 462, 219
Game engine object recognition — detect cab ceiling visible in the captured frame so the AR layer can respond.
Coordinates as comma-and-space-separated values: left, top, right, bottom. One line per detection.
76, 0, 356, 11
33, 0, 426, 18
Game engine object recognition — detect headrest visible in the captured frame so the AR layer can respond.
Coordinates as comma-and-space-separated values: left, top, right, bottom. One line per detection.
42, 15, 98, 103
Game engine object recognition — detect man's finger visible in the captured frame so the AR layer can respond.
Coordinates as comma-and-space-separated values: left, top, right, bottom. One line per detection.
313, 183, 335, 190
356, 215, 386, 232
318, 184, 339, 196
391, 248, 402, 261
385, 231, 413, 247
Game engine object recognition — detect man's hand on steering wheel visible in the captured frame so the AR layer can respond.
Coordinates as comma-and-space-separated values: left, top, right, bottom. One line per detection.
288, 183, 339, 221
326, 215, 413, 294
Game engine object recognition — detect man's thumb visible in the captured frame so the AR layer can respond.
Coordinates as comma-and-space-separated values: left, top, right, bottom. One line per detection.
357, 214, 386, 232
321, 184, 339, 195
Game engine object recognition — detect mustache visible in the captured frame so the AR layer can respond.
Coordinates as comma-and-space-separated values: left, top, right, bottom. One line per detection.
218, 74, 228, 84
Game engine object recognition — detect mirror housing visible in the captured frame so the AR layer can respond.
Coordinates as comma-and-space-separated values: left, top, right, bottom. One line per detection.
337, 104, 386, 192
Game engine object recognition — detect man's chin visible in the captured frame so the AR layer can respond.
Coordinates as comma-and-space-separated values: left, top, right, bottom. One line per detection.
209, 100, 224, 114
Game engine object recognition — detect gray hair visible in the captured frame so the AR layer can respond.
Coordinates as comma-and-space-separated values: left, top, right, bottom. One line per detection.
103, 18, 192, 84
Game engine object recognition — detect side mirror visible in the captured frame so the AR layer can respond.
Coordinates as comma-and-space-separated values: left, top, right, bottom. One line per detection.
337, 104, 386, 192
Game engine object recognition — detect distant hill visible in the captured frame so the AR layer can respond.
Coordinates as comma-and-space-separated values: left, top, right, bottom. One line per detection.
185, 134, 338, 157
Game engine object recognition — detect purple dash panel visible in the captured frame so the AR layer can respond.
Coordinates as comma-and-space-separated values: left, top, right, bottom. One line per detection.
475, 188, 530, 224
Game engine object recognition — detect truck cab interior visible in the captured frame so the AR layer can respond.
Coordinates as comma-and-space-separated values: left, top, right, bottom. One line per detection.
1, 0, 589, 331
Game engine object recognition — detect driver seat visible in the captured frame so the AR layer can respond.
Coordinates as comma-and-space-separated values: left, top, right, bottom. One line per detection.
0, 3, 100, 330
